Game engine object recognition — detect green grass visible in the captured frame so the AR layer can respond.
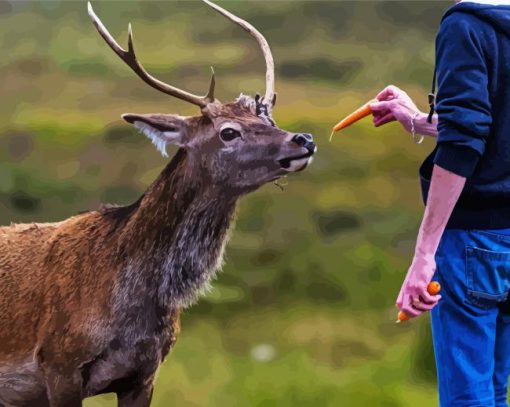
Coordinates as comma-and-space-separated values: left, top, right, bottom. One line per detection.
84, 307, 437, 407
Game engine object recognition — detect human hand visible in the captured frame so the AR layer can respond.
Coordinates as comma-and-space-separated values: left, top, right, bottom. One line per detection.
396, 254, 442, 319
370, 85, 424, 133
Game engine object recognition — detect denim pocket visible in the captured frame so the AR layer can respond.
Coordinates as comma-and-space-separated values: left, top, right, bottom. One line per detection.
465, 246, 510, 309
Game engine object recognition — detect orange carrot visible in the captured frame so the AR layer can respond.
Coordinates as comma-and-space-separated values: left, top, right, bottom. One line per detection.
427, 281, 441, 296
329, 98, 378, 141
396, 281, 441, 323
397, 310, 409, 323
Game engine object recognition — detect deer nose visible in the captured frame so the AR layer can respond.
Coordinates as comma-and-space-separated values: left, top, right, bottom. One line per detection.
292, 133, 316, 153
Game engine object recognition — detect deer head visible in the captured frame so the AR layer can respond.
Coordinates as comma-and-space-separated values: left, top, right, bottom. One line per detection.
88, 0, 316, 194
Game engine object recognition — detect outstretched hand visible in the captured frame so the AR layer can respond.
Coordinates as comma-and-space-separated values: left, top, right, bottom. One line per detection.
370, 85, 422, 132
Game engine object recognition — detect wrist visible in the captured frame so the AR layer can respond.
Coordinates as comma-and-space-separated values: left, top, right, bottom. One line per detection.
413, 112, 437, 137
413, 246, 436, 265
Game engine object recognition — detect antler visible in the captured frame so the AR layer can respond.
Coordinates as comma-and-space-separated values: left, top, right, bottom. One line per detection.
87, 2, 216, 109
202, 0, 276, 107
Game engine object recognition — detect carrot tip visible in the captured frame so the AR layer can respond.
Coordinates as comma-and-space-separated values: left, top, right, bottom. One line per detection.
329, 131, 335, 142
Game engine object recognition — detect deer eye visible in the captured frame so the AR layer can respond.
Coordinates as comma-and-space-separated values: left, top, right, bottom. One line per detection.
220, 127, 242, 142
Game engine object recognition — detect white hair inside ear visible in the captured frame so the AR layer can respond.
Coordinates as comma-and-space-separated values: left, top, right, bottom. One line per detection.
133, 121, 184, 157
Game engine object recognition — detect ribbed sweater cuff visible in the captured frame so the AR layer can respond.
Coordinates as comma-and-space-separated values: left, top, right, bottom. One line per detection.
433, 144, 481, 178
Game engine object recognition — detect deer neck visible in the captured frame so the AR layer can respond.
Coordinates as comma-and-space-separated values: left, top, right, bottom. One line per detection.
118, 149, 239, 310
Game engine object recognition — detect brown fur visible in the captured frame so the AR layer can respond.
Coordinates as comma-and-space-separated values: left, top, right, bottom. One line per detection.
2, 1, 316, 404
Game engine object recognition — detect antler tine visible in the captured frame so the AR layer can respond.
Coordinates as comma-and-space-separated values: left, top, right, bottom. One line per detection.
202, 0, 275, 107
87, 2, 216, 109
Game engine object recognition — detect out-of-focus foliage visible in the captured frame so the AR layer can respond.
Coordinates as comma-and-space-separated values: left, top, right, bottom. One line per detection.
0, 1, 451, 405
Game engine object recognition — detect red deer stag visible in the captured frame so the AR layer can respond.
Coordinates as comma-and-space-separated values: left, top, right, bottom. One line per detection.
0, 1, 316, 406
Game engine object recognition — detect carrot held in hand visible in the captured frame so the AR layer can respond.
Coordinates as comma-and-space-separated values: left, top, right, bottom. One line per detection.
329, 98, 378, 141
396, 281, 441, 323
427, 281, 441, 295
397, 310, 410, 323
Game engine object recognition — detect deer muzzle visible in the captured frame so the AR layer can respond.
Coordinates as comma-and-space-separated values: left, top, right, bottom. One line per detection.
279, 133, 316, 172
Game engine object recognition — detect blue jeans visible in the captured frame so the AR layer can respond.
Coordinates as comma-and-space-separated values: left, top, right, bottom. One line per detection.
432, 229, 510, 406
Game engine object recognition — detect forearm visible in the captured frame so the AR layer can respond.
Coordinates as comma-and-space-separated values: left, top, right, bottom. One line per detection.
414, 113, 438, 138
414, 164, 466, 260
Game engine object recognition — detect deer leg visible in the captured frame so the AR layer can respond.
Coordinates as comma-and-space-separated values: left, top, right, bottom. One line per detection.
117, 382, 154, 407
44, 368, 83, 407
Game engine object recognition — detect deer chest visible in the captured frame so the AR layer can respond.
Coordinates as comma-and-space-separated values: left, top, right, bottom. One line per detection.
83, 308, 180, 397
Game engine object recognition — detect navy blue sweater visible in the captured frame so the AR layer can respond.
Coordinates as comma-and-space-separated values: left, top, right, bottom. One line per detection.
420, 3, 510, 229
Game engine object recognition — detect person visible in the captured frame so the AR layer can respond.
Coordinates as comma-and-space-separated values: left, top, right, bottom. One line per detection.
371, 1, 510, 405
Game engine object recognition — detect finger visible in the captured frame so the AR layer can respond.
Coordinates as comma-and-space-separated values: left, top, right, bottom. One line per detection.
396, 287, 406, 308
372, 109, 388, 119
374, 113, 396, 127
396, 291, 404, 308
415, 295, 441, 311
401, 304, 421, 318
414, 292, 442, 309
413, 300, 439, 312
372, 110, 391, 121
411, 295, 424, 311
370, 101, 393, 113
396, 275, 411, 307
411, 295, 421, 306
419, 287, 438, 304
398, 293, 416, 316
376, 85, 398, 101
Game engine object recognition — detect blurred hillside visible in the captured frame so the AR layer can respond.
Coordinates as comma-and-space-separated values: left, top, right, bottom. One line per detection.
0, 1, 452, 406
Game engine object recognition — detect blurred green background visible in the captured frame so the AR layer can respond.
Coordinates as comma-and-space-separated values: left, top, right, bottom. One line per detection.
0, 1, 453, 405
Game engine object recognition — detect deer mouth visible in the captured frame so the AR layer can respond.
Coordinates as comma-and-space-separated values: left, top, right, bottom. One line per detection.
278, 149, 316, 172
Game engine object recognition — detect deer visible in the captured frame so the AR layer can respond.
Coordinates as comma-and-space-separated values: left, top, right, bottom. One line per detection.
0, 1, 316, 406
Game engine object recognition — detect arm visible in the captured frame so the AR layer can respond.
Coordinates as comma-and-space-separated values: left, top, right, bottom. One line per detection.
396, 165, 466, 317
396, 15, 491, 318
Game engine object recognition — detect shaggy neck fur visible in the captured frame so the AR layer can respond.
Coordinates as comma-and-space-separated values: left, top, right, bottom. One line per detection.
110, 149, 239, 314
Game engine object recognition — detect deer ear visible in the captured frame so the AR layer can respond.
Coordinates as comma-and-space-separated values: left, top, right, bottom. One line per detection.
122, 113, 188, 157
